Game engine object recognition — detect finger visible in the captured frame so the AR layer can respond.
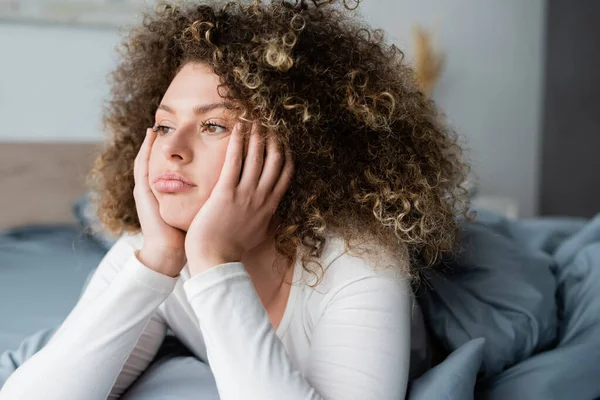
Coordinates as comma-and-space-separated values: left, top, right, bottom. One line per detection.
269, 146, 294, 205
134, 128, 156, 188
216, 122, 245, 189
239, 121, 266, 189
257, 132, 284, 194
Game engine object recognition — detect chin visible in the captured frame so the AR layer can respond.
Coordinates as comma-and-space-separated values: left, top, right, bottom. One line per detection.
158, 205, 195, 232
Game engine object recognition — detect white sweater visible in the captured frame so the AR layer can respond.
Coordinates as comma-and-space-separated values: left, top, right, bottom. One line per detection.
0, 232, 412, 400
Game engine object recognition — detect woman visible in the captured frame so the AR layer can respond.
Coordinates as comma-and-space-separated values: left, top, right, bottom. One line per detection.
0, 0, 468, 399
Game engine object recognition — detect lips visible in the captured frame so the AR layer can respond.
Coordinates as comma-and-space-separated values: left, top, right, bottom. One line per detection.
153, 171, 196, 193
153, 171, 195, 186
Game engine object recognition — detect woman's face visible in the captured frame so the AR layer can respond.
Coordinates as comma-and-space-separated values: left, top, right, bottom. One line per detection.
148, 62, 236, 232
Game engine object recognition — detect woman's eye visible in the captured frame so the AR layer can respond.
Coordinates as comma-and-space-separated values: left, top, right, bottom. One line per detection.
200, 122, 227, 135
154, 125, 175, 135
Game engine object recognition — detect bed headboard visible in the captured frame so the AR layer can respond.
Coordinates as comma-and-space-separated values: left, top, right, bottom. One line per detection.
0, 142, 103, 230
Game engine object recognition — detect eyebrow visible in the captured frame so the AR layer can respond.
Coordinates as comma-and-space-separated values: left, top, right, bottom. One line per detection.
157, 102, 231, 116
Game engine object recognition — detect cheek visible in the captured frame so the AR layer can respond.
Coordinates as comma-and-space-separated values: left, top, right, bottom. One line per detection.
202, 140, 231, 187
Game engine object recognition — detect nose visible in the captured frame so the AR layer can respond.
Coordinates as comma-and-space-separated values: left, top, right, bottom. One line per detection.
160, 127, 194, 164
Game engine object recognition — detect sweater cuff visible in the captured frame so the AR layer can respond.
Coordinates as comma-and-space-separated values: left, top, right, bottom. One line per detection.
123, 251, 180, 295
182, 262, 249, 300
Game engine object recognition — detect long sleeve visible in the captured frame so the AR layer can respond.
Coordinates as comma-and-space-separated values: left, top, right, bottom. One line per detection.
182, 262, 411, 400
0, 235, 179, 400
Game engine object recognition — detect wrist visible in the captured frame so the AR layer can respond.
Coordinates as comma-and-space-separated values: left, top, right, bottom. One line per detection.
188, 252, 240, 276
137, 247, 186, 278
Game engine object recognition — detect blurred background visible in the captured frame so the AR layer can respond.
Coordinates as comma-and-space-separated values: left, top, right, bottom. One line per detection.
0, 0, 598, 225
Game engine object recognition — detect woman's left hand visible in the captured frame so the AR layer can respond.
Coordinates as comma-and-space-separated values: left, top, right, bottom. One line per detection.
185, 121, 294, 275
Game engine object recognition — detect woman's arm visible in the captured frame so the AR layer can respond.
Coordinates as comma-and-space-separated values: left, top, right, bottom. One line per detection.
182, 262, 411, 400
0, 235, 178, 400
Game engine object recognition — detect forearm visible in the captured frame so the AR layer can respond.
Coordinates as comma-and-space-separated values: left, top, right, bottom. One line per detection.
0, 254, 177, 400
183, 260, 411, 400
183, 262, 322, 400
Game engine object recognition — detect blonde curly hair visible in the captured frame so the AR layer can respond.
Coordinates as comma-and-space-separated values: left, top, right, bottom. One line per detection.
88, 0, 470, 283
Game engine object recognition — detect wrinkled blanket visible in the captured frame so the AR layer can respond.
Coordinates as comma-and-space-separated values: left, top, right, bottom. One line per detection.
409, 210, 600, 400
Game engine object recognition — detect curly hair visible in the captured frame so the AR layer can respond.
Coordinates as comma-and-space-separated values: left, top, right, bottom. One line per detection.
88, 0, 470, 284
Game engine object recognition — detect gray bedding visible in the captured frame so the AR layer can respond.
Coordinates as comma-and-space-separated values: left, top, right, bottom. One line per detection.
0, 226, 106, 355
1, 209, 599, 399
410, 210, 599, 399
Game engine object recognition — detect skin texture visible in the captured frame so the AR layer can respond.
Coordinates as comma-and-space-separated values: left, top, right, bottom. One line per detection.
148, 63, 232, 234
88, 0, 471, 284
182, 116, 294, 276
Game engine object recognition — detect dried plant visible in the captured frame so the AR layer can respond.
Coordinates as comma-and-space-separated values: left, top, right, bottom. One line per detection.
413, 25, 444, 98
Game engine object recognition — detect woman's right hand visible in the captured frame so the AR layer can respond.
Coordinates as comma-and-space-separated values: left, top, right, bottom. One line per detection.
133, 128, 187, 277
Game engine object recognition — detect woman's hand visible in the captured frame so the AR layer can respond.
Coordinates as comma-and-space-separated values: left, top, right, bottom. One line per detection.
185, 122, 294, 275
133, 128, 187, 277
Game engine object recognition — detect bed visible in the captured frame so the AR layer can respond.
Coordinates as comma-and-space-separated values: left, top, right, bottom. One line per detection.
1, 142, 600, 400
0, 142, 106, 355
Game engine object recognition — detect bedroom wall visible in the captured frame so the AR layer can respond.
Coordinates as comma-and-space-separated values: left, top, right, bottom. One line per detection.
0, 0, 546, 217
359, 0, 546, 217
0, 23, 119, 143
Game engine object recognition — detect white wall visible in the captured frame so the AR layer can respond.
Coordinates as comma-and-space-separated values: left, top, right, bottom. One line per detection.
359, 0, 546, 217
0, 0, 546, 216
0, 23, 119, 142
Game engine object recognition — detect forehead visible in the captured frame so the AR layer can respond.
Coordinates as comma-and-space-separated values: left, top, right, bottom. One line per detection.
162, 62, 222, 105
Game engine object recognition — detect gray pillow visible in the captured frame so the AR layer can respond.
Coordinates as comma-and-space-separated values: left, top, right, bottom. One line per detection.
72, 192, 119, 250
408, 338, 485, 400
418, 209, 558, 379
